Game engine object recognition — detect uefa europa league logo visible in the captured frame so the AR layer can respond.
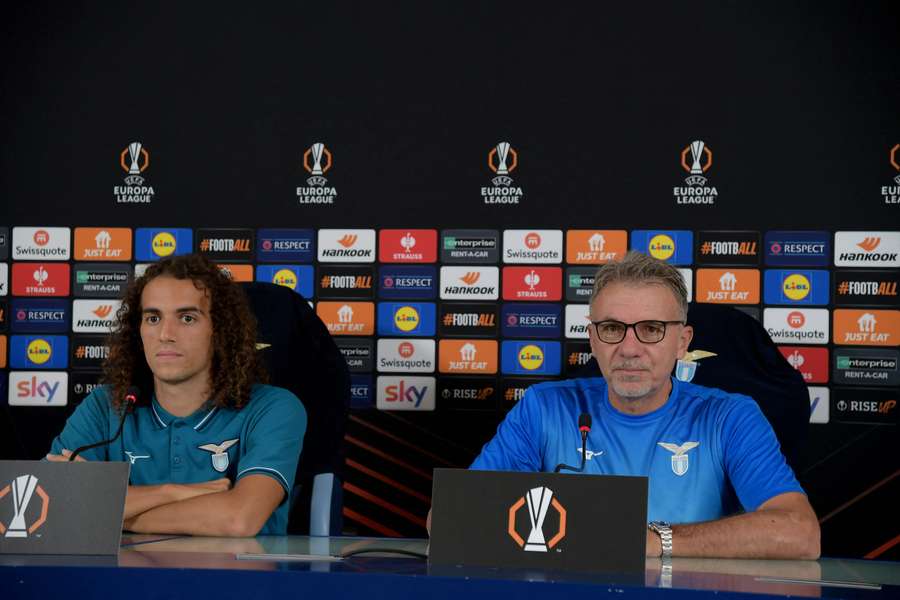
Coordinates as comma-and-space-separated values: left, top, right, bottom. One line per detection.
489, 141, 518, 186
303, 142, 332, 186
507, 486, 566, 553
120, 142, 149, 186
681, 140, 712, 186
1, 474, 49, 538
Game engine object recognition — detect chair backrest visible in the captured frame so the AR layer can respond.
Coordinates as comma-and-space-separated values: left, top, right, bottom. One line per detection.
579, 303, 810, 472
240, 282, 350, 534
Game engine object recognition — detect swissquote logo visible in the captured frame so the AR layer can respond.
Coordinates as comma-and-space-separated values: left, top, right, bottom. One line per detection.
674, 140, 717, 204
503, 230, 563, 263
507, 487, 566, 552
482, 141, 523, 204
882, 144, 899, 204
0, 474, 50, 538
298, 142, 337, 204
115, 141, 154, 203
763, 308, 828, 345
12, 227, 71, 261
317, 230, 376, 262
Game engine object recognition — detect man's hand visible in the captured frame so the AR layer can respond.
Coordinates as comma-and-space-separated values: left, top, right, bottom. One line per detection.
46, 449, 86, 462
124, 478, 231, 520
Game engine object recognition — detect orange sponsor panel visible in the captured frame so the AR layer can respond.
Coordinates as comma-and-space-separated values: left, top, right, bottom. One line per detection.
0, 336, 6, 369
316, 301, 375, 336
216, 264, 254, 282
73, 227, 132, 261
438, 339, 498, 374
833, 309, 900, 346
695, 269, 760, 304
565, 230, 627, 264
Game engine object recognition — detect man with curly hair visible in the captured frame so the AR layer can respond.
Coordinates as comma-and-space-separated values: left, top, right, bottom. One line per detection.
47, 254, 306, 536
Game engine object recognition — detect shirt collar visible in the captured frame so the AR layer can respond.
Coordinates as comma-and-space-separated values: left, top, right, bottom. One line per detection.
150, 395, 219, 431
601, 376, 680, 423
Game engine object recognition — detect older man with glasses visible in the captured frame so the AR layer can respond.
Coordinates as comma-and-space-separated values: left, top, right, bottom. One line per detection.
469, 251, 820, 560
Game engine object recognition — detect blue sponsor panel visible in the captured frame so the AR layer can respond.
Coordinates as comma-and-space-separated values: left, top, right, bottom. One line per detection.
630, 230, 693, 265
378, 266, 438, 299
376, 302, 437, 337
10, 299, 70, 333
10, 335, 69, 369
500, 303, 562, 338
255, 265, 314, 298
763, 270, 830, 306
349, 375, 374, 409
764, 231, 829, 266
257, 229, 316, 263
500, 340, 562, 376
134, 228, 194, 261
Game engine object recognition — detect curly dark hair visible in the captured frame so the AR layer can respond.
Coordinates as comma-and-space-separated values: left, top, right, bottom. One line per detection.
103, 254, 268, 411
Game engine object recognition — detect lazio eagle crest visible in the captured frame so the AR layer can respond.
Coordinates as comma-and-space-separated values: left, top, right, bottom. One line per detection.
198, 439, 239, 472
657, 441, 700, 476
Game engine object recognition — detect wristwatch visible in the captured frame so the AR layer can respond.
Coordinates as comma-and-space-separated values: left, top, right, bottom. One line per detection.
648, 521, 673, 558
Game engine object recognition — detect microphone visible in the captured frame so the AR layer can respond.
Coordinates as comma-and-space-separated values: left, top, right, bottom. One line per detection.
554, 412, 592, 473
69, 387, 140, 461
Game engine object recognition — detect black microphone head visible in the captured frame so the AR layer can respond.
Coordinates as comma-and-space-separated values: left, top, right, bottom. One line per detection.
578, 413, 592, 431
124, 386, 141, 406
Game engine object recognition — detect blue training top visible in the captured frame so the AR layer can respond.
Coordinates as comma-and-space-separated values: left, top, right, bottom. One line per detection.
51, 383, 306, 535
471, 377, 804, 524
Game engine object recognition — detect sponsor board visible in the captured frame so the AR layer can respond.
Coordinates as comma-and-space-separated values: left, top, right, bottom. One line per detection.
8, 371, 68, 406
631, 231, 693, 265
833, 309, 900, 346
695, 269, 760, 304
73, 263, 131, 298
502, 267, 562, 301
695, 232, 760, 266
376, 302, 436, 337
500, 303, 562, 339
0, 335, 5, 368
0, 263, 6, 296
0, 299, 7, 331
438, 339, 498, 374
376, 376, 436, 411
763, 308, 829, 345
73, 228, 132, 261
378, 266, 437, 300
71, 335, 110, 371
564, 304, 590, 339
565, 267, 596, 302
10, 299, 69, 333
317, 229, 376, 263
832, 348, 899, 387
377, 338, 436, 373
763, 270, 829, 306
257, 229, 316, 263
764, 231, 829, 266
11, 263, 70, 297
217, 264, 254, 282
72, 299, 121, 333
834, 232, 900, 268
565, 230, 627, 264
0, 226, 7, 260
501, 377, 554, 403
317, 265, 376, 299
195, 228, 254, 261
11, 227, 71, 261
778, 346, 828, 384
255, 265, 314, 297
501, 341, 562, 376
678, 268, 694, 302
70, 372, 103, 405
502, 230, 563, 264
335, 339, 374, 372
808, 387, 829, 424
440, 229, 500, 263
832, 389, 898, 425
437, 303, 498, 337
438, 377, 498, 406
564, 341, 594, 375
378, 230, 438, 263
349, 375, 374, 409
10, 335, 69, 369
316, 302, 375, 336
833, 270, 899, 307
439, 266, 499, 301
134, 228, 193, 261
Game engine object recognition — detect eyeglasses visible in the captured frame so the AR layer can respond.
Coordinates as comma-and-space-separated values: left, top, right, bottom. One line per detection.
590, 320, 685, 344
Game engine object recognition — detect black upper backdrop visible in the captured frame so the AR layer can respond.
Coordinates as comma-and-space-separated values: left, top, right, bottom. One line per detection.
2, 2, 898, 228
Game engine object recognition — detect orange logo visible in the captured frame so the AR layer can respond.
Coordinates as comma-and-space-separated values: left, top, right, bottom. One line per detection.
216, 264, 253, 282
0, 336, 6, 369
525, 232, 541, 249
316, 302, 374, 336
787, 311, 806, 328
438, 339, 498, 374
32, 230, 49, 246
92, 305, 113, 318
696, 269, 760, 304
0, 475, 50, 537
303, 144, 332, 174
891, 144, 900, 171
488, 143, 518, 174
857, 237, 881, 252
681, 142, 712, 173
73, 228, 132, 261
338, 234, 357, 248
833, 309, 900, 346
508, 487, 566, 552
120, 144, 149, 173
565, 230, 628, 264
459, 272, 481, 286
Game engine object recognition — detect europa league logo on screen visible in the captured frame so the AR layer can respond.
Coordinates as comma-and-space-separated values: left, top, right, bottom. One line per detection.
883, 144, 900, 204
507, 486, 566, 553
297, 142, 337, 205
482, 141, 523, 205
113, 141, 155, 204
673, 139, 718, 205
0, 474, 50, 538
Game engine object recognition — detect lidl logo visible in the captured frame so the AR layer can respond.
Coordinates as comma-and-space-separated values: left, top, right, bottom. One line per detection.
10, 335, 69, 369
394, 306, 420, 332
501, 341, 561, 375
135, 228, 192, 261
255, 265, 314, 297
631, 231, 693, 265
376, 302, 436, 336
763, 270, 829, 305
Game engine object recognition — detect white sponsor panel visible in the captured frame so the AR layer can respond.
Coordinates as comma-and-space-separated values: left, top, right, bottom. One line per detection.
9, 371, 69, 406
376, 376, 436, 411
12, 227, 71, 261
439, 266, 499, 300
808, 387, 829, 424
763, 308, 829, 345
317, 229, 376, 263
834, 231, 900, 267
502, 230, 563, 264
72, 299, 122, 333
678, 268, 693, 302
565, 304, 590, 339
0, 262, 7, 296
376, 339, 436, 373
134, 263, 152, 278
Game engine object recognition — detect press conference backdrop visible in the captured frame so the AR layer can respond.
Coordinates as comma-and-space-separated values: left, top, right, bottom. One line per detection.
1, 2, 898, 559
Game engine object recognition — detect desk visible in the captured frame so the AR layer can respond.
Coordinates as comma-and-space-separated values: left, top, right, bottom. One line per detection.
1, 536, 898, 599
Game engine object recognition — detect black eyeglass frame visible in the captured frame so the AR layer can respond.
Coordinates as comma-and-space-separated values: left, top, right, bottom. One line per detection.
589, 319, 686, 344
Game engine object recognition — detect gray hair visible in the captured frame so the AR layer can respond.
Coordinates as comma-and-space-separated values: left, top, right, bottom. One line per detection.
590, 251, 689, 320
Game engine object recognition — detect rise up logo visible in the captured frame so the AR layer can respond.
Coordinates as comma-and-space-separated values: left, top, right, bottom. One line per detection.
482, 141, 523, 204
297, 142, 337, 204
114, 141, 155, 203
673, 140, 718, 205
